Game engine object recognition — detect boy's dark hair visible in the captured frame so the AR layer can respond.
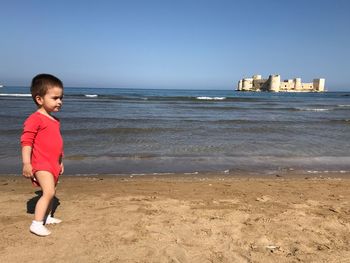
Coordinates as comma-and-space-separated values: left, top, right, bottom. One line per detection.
31, 74, 63, 105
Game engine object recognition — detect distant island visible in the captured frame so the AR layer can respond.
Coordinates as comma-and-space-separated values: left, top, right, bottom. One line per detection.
237, 74, 325, 92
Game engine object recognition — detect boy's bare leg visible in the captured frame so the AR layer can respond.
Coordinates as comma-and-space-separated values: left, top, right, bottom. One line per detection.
43, 199, 53, 223
47, 199, 53, 217
29, 171, 55, 236
34, 171, 56, 221
44, 198, 62, 224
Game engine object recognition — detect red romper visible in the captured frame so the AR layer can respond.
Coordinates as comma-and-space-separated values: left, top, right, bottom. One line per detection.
21, 111, 64, 186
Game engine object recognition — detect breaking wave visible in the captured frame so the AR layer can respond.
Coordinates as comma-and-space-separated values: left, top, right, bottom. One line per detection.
295, 107, 330, 112
0, 93, 31, 97
196, 96, 226, 100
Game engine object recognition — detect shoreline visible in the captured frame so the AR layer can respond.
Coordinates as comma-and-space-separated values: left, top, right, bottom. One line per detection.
1, 172, 350, 262
2, 154, 350, 178
1, 168, 350, 180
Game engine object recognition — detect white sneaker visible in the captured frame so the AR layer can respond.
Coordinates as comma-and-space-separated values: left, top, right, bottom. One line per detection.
30, 221, 51, 236
45, 215, 62, 225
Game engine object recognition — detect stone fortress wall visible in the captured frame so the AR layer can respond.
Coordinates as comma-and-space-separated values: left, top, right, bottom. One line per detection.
237, 74, 325, 92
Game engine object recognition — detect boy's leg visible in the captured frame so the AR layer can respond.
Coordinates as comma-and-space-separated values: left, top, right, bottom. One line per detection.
34, 171, 56, 221
44, 199, 62, 224
29, 171, 55, 236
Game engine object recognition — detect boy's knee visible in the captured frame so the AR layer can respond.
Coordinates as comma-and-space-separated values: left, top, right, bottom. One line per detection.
43, 189, 55, 199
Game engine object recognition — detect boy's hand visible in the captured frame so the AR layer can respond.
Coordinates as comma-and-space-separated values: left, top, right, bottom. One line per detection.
60, 162, 64, 175
22, 163, 33, 178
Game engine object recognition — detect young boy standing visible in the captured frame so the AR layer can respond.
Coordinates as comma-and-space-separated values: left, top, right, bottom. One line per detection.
21, 74, 64, 236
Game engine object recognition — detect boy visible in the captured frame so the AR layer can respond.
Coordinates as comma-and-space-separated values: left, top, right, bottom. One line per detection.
21, 74, 64, 236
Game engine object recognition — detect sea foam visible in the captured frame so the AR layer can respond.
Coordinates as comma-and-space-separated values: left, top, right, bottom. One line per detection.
196, 96, 226, 100
0, 93, 31, 97
296, 107, 330, 112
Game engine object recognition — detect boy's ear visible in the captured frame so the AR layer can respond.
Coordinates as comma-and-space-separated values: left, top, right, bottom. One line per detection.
35, 95, 43, 105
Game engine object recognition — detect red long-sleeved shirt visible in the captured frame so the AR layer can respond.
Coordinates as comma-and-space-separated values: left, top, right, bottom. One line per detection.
21, 111, 63, 182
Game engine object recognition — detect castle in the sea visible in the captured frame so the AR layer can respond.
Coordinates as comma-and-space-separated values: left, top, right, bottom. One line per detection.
237, 74, 325, 92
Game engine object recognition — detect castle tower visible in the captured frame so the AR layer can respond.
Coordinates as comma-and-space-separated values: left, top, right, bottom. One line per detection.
294, 78, 302, 90
268, 75, 280, 92
237, 80, 243, 91
313, 78, 325, 92
242, 78, 253, 91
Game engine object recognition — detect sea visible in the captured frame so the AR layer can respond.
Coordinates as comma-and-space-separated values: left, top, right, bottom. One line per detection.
1, 86, 350, 176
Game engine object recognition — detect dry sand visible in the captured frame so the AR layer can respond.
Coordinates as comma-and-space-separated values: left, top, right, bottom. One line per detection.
1, 173, 350, 263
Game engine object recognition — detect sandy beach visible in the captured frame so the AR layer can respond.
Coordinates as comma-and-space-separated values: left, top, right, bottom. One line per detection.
1, 173, 350, 263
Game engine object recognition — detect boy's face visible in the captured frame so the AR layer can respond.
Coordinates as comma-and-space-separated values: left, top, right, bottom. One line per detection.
35, 86, 63, 113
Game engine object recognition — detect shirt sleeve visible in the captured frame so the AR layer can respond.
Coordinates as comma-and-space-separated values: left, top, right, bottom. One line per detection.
21, 114, 41, 147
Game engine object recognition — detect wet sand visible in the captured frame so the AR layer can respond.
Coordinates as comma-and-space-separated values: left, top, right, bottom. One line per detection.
1, 173, 350, 262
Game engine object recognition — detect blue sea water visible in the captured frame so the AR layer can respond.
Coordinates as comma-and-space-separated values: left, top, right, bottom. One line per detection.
1, 86, 350, 175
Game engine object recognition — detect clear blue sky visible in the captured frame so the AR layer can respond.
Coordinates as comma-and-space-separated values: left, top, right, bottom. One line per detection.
1, 0, 349, 90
